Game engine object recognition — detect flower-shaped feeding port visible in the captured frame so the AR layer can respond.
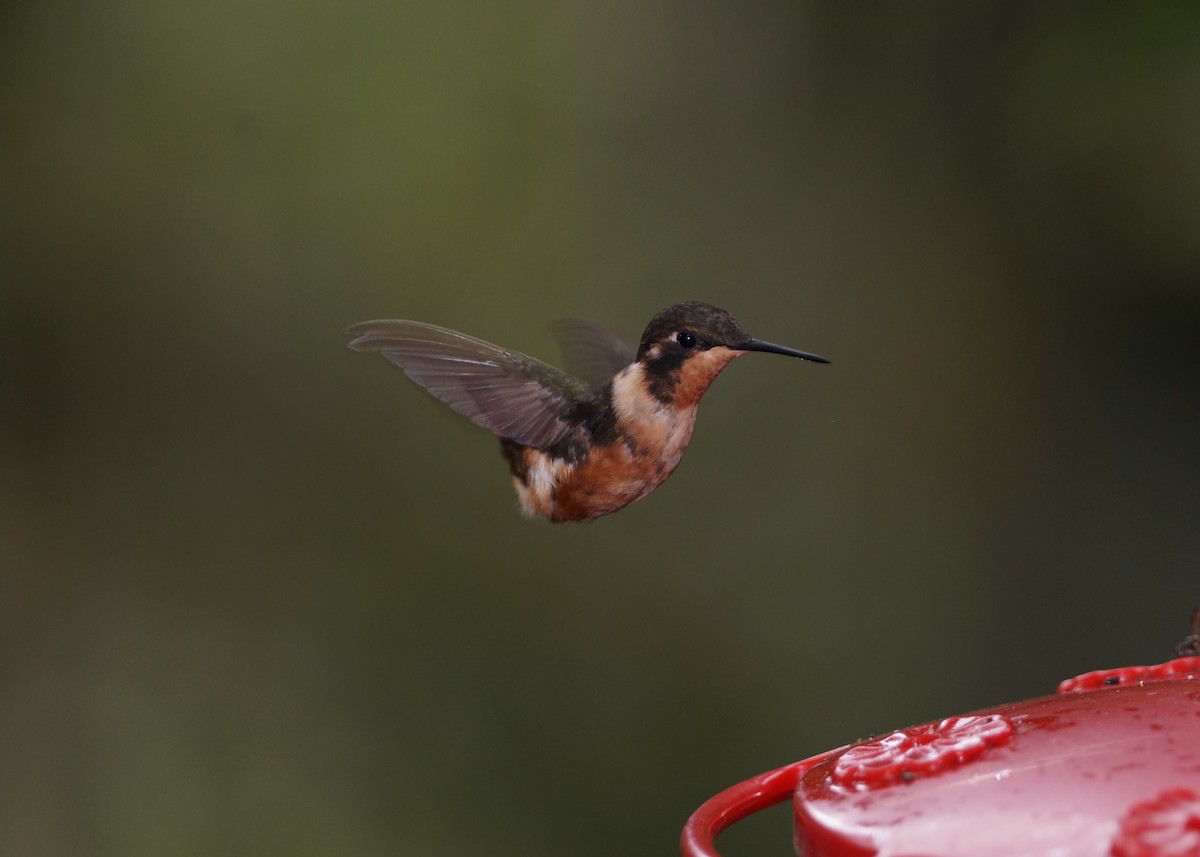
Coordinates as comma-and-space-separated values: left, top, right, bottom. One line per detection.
831, 715, 1014, 789
1058, 656, 1200, 694
1112, 788, 1200, 857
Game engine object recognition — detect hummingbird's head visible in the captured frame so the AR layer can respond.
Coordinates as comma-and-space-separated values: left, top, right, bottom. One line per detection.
634, 301, 828, 407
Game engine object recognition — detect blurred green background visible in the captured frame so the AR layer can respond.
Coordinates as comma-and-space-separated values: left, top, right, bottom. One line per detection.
3, 1, 1199, 854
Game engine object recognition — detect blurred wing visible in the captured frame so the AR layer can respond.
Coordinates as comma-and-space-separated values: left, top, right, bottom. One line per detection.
347, 319, 591, 449
552, 318, 636, 387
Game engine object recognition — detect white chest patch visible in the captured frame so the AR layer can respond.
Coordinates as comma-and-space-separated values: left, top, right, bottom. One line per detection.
611, 364, 698, 472
528, 454, 569, 498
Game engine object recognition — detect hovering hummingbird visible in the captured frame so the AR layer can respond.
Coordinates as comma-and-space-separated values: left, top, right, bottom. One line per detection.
347, 301, 828, 522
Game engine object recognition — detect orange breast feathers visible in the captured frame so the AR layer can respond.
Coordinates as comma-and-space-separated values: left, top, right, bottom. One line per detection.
509, 349, 744, 521
668, 345, 744, 409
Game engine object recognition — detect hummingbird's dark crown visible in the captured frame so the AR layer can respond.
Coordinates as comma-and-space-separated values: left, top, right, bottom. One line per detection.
636, 301, 751, 360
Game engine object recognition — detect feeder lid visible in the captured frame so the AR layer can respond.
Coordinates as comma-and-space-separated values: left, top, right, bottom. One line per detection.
793, 657, 1200, 857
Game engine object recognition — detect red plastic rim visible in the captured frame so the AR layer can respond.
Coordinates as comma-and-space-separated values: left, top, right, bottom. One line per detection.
680, 749, 843, 857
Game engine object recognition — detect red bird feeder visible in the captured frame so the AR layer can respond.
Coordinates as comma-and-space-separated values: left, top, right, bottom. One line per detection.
682, 655, 1200, 857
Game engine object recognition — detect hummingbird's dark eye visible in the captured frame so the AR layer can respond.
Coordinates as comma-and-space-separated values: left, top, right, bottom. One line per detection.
676, 331, 696, 349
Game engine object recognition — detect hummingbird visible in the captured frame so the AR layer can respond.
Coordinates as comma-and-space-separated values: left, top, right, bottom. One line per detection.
347, 301, 829, 522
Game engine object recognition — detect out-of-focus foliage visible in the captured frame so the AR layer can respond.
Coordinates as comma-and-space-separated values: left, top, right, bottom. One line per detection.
3, 2, 1199, 855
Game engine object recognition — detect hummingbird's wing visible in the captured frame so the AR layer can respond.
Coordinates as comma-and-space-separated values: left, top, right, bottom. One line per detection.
346, 319, 591, 449
552, 318, 636, 388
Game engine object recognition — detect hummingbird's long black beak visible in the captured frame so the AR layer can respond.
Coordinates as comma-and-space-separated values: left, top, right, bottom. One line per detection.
740, 339, 830, 364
